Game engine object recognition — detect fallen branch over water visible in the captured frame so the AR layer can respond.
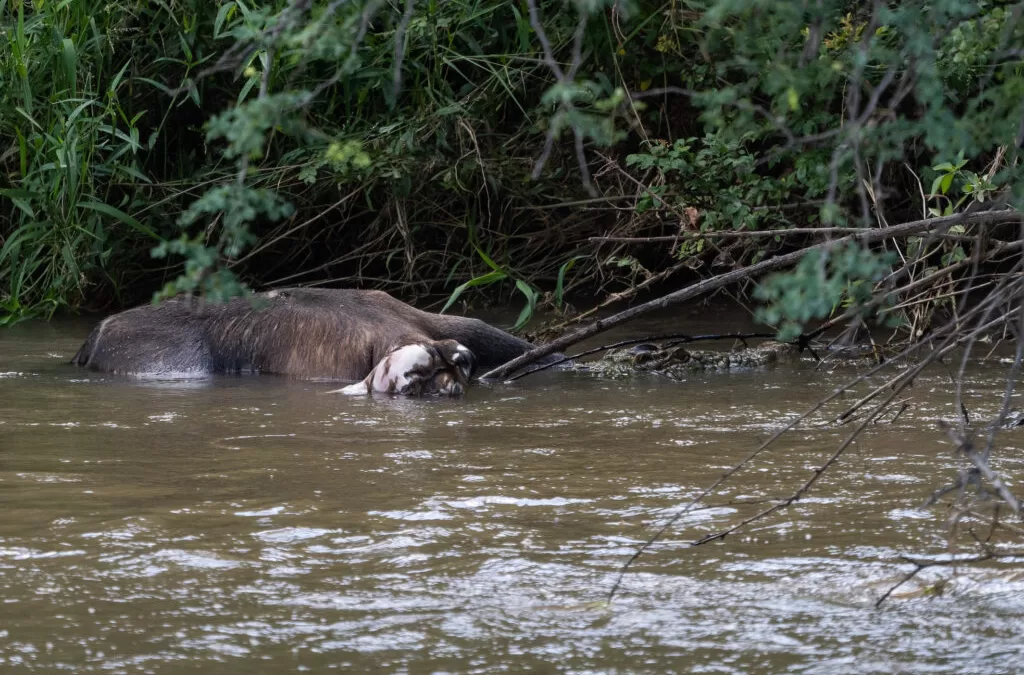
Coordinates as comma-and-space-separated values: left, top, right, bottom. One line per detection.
505, 331, 781, 381
483, 210, 1022, 380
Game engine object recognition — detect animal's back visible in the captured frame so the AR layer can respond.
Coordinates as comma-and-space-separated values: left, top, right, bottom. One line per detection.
203, 289, 403, 379
72, 288, 547, 379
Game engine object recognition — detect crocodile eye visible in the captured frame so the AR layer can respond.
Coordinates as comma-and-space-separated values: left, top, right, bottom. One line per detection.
632, 350, 658, 366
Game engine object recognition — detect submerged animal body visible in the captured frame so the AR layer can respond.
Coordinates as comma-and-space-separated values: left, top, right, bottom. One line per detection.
72, 288, 544, 393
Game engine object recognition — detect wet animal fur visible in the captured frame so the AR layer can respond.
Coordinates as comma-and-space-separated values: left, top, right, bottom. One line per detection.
72, 288, 551, 380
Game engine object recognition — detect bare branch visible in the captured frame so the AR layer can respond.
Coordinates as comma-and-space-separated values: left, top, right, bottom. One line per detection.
574, 128, 597, 197
526, 0, 565, 80
526, 0, 595, 192
482, 211, 1024, 380
508, 331, 781, 382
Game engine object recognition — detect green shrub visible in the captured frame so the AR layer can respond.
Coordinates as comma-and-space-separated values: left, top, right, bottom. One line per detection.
1, 0, 1020, 331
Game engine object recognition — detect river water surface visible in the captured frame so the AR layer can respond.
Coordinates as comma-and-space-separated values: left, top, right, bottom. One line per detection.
2, 310, 1023, 674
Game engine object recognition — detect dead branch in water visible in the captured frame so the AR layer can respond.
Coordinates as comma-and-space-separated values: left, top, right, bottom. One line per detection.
483, 210, 1021, 380
505, 331, 781, 381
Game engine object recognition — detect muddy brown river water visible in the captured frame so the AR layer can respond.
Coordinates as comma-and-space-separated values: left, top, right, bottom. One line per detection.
2, 310, 1023, 674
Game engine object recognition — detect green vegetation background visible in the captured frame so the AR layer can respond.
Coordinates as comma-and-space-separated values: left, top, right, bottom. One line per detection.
1, 0, 1021, 330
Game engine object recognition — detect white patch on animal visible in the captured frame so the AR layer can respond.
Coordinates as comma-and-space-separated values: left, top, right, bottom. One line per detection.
329, 344, 434, 396
375, 344, 432, 393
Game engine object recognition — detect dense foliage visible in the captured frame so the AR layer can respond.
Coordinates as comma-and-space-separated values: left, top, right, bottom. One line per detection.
1, 0, 1021, 330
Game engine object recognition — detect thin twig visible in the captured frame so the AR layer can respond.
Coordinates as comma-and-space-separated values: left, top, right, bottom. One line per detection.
875, 552, 994, 608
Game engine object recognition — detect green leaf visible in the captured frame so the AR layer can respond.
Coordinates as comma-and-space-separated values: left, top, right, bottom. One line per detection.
513, 279, 538, 330
471, 243, 504, 274
110, 60, 132, 92
214, 2, 236, 38
555, 256, 585, 309
940, 173, 954, 195
60, 38, 77, 97
79, 202, 160, 240
114, 164, 154, 184
0, 188, 38, 218
60, 241, 81, 285
440, 270, 508, 314
907, 236, 922, 257
136, 76, 177, 97
237, 75, 258, 103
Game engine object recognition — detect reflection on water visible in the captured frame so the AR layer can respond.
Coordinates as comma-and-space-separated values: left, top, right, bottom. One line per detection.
1, 315, 1023, 674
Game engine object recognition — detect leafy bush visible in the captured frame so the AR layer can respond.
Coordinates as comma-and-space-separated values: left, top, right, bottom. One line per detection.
1, 0, 1021, 332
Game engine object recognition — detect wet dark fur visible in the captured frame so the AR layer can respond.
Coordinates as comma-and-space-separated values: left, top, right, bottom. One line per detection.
72, 288, 551, 380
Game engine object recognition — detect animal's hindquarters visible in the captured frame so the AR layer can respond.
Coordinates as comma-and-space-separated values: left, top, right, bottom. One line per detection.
72, 302, 213, 378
